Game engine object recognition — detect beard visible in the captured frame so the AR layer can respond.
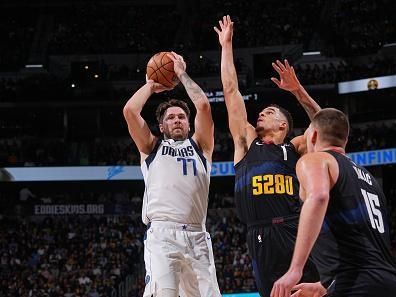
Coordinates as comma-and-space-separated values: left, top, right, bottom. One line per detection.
163, 129, 187, 141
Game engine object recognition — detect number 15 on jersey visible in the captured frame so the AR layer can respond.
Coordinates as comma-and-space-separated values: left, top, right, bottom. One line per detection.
361, 189, 385, 234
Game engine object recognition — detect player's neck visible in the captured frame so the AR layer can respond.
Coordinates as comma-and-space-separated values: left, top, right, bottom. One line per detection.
259, 133, 285, 145
163, 134, 188, 142
318, 145, 345, 154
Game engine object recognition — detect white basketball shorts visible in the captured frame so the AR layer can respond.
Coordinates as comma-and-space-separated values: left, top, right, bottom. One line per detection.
143, 221, 221, 297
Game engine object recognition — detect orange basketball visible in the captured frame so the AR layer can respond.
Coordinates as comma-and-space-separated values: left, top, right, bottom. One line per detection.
146, 52, 180, 88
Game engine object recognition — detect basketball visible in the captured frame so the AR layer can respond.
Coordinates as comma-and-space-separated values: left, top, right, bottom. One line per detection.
146, 52, 180, 88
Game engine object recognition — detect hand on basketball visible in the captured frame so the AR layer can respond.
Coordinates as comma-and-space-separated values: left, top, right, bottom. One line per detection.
166, 52, 186, 78
146, 76, 173, 93
271, 60, 301, 92
214, 15, 234, 46
290, 282, 327, 297
270, 268, 302, 297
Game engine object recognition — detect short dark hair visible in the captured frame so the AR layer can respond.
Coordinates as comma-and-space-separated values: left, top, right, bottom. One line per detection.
155, 99, 191, 123
312, 108, 349, 146
269, 104, 294, 136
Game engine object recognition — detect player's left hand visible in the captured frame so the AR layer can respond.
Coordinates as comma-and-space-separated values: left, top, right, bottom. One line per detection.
214, 15, 234, 47
167, 51, 186, 78
270, 268, 302, 297
290, 282, 327, 297
271, 59, 301, 92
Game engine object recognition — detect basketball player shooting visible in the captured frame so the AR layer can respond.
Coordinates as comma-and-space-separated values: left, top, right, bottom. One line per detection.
123, 51, 221, 297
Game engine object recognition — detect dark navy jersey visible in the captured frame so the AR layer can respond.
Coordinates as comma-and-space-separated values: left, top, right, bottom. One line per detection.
234, 138, 301, 225
322, 150, 396, 295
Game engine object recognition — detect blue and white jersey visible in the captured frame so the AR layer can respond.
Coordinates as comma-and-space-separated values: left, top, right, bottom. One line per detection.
141, 137, 211, 226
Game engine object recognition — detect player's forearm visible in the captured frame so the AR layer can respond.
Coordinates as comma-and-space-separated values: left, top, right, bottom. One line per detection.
178, 72, 209, 110
291, 85, 321, 121
289, 196, 328, 272
221, 43, 239, 95
123, 83, 153, 116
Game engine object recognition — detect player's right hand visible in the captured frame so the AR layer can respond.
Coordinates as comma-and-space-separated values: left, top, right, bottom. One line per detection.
214, 15, 234, 46
146, 77, 174, 93
270, 268, 302, 297
271, 59, 301, 92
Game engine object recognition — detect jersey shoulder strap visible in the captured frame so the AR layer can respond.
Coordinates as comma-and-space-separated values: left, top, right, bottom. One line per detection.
145, 137, 162, 168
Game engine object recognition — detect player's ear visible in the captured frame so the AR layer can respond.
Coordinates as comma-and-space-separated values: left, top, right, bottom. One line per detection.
311, 129, 318, 146
279, 120, 287, 131
159, 123, 164, 133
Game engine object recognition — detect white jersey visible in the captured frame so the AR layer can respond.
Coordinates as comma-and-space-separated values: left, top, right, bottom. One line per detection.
141, 137, 211, 226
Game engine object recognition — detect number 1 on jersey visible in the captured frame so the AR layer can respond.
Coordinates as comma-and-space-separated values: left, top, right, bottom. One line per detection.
177, 157, 197, 176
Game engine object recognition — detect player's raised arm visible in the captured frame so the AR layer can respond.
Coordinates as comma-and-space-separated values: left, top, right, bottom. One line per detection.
123, 80, 172, 159
214, 15, 256, 164
167, 52, 214, 161
271, 60, 321, 120
271, 60, 321, 155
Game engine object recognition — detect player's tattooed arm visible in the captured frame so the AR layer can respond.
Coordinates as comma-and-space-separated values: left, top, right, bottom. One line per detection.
168, 51, 214, 158
179, 72, 208, 105
180, 71, 214, 159
167, 52, 208, 106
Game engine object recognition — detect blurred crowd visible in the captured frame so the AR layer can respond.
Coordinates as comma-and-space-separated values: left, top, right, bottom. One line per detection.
191, 0, 318, 50
0, 209, 258, 296
44, 0, 318, 54
0, 0, 394, 72
1, 121, 395, 167
0, 137, 139, 167
0, 9, 36, 71
1, 0, 395, 105
329, 0, 396, 56
48, 4, 179, 55
0, 216, 145, 297
45, 0, 395, 55
207, 211, 256, 293
296, 56, 396, 85
348, 122, 396, 152
1, 54, 395, 104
